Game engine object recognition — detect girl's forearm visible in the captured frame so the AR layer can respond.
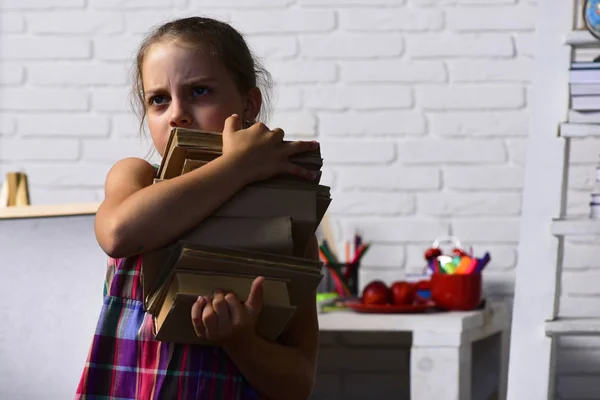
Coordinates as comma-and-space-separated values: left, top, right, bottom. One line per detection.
223, 333, 316, 400
103, 155, 248, 258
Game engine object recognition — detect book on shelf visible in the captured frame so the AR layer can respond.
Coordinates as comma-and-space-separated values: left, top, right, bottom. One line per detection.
144, 127, 331, 345
569, 61, 600, 111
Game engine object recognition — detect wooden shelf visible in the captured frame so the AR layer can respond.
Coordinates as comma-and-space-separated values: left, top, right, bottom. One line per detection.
565, 30, 600, 47
546, 317, 600, 336
559, 123, 600, 137
0, 202, 100, 219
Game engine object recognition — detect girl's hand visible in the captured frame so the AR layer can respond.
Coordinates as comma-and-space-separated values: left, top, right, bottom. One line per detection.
191, 276, 264, 343
221, 114, 319, 185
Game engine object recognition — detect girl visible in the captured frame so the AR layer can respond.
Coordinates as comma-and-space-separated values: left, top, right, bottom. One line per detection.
76, 16, 320, 400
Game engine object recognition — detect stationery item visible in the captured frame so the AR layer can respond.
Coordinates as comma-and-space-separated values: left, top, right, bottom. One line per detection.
423, 236, 491, 276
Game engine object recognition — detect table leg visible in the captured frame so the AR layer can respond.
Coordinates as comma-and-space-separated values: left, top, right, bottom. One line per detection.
410, 344, 472, 400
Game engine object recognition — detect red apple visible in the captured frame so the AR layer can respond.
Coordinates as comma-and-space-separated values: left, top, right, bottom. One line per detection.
361, 280, 390, 305
391, 281, 416, 305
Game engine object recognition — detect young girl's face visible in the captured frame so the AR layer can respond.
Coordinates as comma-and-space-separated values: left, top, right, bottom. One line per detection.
141, 39, 258, 156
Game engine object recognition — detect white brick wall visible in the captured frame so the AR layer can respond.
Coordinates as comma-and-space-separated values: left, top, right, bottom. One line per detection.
0, 1, 597, 398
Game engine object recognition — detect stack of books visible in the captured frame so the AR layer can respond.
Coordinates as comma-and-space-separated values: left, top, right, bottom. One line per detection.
569, 60, 600, 119
591, 161, 600, 219
143, 127, 331, 344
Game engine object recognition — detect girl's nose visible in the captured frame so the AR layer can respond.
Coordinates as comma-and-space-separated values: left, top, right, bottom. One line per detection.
168, 100, 193, 127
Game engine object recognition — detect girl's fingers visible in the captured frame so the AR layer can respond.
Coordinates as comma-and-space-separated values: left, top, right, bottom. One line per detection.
285, 162, 316, 181
224, 292, 244, 325
212, 291, 232, 337
201, 299, 218, 341
223, 114, 242, 134
191, 296, 207, 338
270, 128, 285, 142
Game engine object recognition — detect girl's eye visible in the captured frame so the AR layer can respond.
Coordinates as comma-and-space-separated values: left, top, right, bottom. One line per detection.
193, 87, 210, 97
149, 95, 168, 106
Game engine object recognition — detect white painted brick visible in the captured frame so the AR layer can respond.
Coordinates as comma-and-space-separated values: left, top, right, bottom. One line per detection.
406, 244, 517, 271
446, 6, 536, 31
562, 271, 600, 296
417, 85, 524, 110
506, 139, 527, 165
266, 61, 337, 83
0, 13, 24, 33
247, 36, 298, 60
429, 111, 529, 136
27, 63, 128, 86
560, 296, 600, 318
336, 166, 441, 190
231, 10, 335, 34
339, 8, 443, 31
27, 187, 100, 205
341, 218, 450, 242
515, 33, 535, 58
445, 166, 524, 190
94, 36, 143, 61
340, 331, 411, 347
272, 87, 302, 110
451, 218, 521, 242
28, 11, 124, 34
113, 114, 143, 137
328, 192, 415, 215
417, 193, 522, 216
191, 0, 294, 6
335, 166, 439, 192
398, 139, 506, 164
557, 349, 600, 374
559, 336, 600, 349
0, 139, 79, 161
0, 0, 84, 8
81, 138, 152, 162
359, 243, 405, 268
342, 60, 446, 83
556, 376, 600, 399
269, 111, 317, 137
342, 373, 410, 399
564, 242, 600, 268
92, 88, 132, 113
448, 59, 534, 82
0, 38, 91, 60
300, 0, 405, 5
124, 11, 191, 33
319, 348, 409, 373
305, 85, 412, 110
0, 63, 24, 85
571, 138, 600, 164
320, 167, 336, 188
408, 33, 514, 58
18, 114, 110, 137
482, 270, 515, 295
321, 141, 396, 164
567, 190, 592, 216
319, 111, 426, 136
90, 0, 186, 8
0, 114, 16, 136
301, 33, 404, 59
20, 164, 111, 187
358, 269, 408, 290
0, 88, 88, 111
568, 165, 596, 191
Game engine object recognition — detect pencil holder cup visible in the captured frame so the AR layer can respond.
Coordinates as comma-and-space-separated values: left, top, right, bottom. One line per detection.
321, 262, 360, 296
430, 272, 482, 311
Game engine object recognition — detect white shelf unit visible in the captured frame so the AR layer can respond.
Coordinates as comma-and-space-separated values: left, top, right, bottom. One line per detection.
507, 3, 600, 400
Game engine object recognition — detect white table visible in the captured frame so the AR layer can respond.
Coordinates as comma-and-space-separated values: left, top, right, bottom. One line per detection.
318, 303, 511, 400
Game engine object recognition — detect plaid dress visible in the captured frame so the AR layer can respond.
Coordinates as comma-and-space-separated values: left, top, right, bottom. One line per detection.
75, 254, 259, 400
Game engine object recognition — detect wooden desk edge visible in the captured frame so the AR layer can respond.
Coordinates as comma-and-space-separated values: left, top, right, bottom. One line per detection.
0, 202, 100, 219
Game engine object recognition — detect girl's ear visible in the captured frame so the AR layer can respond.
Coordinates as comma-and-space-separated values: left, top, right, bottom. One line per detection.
244, 87, 262, 123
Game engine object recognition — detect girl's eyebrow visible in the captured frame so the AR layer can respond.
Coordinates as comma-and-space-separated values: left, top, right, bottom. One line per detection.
144, 78, 219, 99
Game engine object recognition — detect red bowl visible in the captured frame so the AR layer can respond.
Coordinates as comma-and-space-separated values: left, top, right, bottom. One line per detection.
430, 272, 482, 311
